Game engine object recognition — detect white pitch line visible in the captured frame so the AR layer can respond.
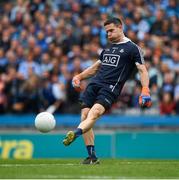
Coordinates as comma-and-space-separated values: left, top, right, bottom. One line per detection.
0, 161, 178, 167
116, 161, 179, 164
34, 175, 118, 179
0, 163, 78, 167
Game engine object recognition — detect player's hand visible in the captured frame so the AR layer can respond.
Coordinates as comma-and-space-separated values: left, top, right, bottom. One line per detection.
72, 75, 82, 92
139, 87, 152, 108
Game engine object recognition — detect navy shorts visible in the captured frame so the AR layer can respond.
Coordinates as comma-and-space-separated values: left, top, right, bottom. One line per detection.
79, 83, 118, 110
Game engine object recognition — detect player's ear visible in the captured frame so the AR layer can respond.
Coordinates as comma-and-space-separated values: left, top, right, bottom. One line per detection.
116, 24, 122, 29
118, 24, 123, 29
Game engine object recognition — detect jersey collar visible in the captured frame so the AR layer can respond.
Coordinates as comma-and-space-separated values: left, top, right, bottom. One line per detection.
112, 37, 131, 44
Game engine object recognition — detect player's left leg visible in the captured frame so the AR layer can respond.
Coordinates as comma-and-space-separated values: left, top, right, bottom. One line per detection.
81, 108, 94, 145
81, 108, 99, 164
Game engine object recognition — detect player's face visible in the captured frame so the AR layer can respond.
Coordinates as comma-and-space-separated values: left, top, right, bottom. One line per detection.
104, 23, 122, 43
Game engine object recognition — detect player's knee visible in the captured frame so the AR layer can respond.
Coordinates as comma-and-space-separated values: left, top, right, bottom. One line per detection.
91, 107, 103, 120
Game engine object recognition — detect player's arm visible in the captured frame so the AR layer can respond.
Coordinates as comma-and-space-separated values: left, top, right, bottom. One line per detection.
72, 60, 101, 90
77, 60, 101, 80
136, 63, 152, 108
133, 44, 152, 108
136, 63, 149, 87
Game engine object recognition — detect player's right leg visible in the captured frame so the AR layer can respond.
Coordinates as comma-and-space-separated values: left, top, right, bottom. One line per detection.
62, 108, 92, 146
63, 103, 105, 146
62, 108, 94, 146
78, 103, 105, 133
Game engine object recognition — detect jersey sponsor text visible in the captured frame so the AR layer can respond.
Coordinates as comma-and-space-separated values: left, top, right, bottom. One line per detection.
102, 54, 120, 67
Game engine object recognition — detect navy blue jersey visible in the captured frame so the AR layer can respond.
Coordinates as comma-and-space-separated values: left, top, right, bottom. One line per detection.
91, 37, 144, 96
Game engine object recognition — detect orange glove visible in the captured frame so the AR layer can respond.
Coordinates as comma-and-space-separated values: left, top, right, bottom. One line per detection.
139, 87, 152, 108
72, 76, 82, 92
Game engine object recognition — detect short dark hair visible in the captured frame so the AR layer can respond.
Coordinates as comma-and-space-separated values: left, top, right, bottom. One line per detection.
104, 17, 122, 26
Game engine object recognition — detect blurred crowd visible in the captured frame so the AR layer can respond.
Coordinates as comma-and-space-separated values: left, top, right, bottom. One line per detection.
0, 0, 178, 115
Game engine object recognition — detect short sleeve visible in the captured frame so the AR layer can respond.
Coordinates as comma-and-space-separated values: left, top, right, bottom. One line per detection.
99, 50, 105, 62
132, 45, 145, 65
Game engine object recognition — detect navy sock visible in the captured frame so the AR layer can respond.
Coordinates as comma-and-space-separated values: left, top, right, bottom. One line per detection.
86, 145, 97, 158
74, 128, 83, 138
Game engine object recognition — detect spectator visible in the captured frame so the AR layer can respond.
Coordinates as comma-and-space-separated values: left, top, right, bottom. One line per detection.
41, 75, 66, 114
4, 66, 24, 113
6, 50, 18, 69
40, 52, 53, 76
0, 48, 8, 73
150, 9, 165, 36
160, 92, 176, 115
174, 85, 179, 115
18, 52, 41, 80
0, 26, 11, 52
0, 77, 7, 113
20, 74, 40, 112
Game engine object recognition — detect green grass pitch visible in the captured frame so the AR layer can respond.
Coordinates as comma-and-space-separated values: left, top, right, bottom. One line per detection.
0, 159, 179, 179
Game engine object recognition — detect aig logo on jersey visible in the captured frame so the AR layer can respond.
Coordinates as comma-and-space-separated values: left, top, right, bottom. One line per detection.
102, 54, 120, 67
